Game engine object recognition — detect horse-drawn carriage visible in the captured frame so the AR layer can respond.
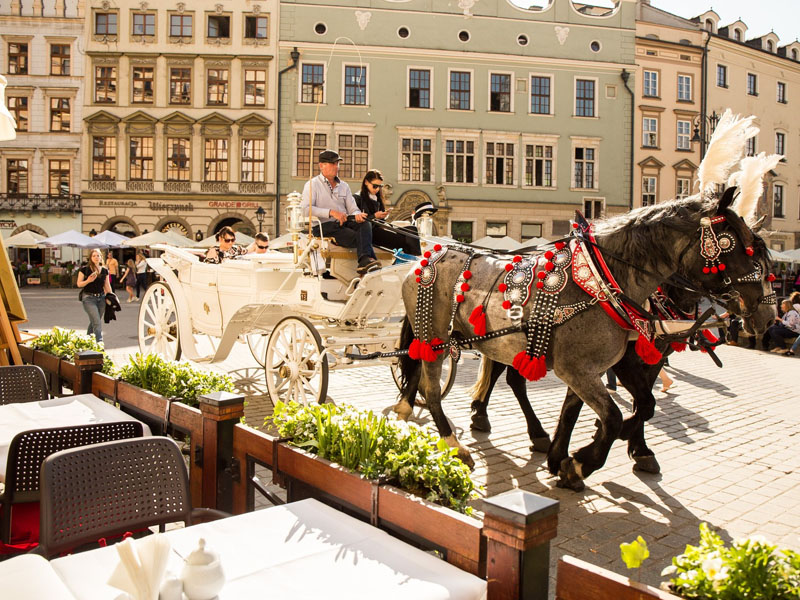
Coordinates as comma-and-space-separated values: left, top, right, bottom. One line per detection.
137, 192, 455, 405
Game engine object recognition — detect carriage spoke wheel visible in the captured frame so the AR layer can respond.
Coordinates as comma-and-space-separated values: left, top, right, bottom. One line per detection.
246, 333, 268, 367
138, 282, 181, 360
265, 316, 328, 406
391, 353, 458, 405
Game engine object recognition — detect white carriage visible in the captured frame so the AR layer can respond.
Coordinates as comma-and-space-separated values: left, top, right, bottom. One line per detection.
137, 193, 455, 404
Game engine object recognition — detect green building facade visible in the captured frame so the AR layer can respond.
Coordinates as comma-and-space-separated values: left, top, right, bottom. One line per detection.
276, 0, 636, 242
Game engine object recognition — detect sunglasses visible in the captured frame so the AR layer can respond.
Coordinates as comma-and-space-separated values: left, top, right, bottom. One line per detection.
222, 237, 235, 243
256, 244, 268, 250
369, 182, 383, 189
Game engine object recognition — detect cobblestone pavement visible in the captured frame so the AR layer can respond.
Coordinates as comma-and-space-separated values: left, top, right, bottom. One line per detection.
20, 287, 800, 593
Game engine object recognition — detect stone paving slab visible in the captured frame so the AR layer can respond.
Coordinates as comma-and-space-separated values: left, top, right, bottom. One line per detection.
19, 287, 800, 595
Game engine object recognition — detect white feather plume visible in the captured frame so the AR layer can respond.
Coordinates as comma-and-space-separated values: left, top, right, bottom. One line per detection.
727, 152, 783, 222
697, 109, 759, 194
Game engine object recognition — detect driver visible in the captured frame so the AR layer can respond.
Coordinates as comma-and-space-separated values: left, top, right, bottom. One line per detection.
300, 150, 380, 275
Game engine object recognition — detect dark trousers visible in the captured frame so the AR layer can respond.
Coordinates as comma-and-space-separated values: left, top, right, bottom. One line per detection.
315, 220, 375, 261
372, 222, 422, 256
135, 273, 147, 297
767, 323, 798, 349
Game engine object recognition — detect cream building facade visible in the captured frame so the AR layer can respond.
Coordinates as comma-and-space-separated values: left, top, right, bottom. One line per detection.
0, 0, 85, 258
634, 1, 703, 208
81, 0, 278, 241
697, 9, 800, 251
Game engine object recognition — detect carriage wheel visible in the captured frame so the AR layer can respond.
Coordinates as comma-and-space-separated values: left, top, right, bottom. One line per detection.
390, 353, 458, 402
265, 316, 328, 406
138, 282, 181, 360
246, 333, 268, 367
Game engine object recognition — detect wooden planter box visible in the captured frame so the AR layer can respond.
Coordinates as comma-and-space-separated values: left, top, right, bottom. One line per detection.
556, 556, 682, 600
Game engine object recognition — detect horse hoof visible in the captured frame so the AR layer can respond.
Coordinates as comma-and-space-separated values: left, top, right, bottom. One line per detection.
393, 401, 412, 421
470, 415, 492, 432
530, 436, 551, 453
458, 450, 476, 470
556, 458, 585, 492
632, 455, 661, 474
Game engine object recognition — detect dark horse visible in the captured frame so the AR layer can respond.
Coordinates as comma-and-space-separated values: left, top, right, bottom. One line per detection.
396, 190, 776, 490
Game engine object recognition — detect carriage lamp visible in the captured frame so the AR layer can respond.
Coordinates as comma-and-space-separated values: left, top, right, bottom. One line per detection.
416, 214, 434, 238
255, 206, 266, 231
286, 192, 303, 263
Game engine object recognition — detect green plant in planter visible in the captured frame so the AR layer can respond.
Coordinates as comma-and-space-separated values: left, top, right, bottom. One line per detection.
29, 327, 115, 374
269, 401, 480, 515
116, 353, 234, 406
662, 523, 800, 599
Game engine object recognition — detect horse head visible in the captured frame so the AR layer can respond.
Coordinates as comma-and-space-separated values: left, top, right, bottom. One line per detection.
680, 187, 776, 335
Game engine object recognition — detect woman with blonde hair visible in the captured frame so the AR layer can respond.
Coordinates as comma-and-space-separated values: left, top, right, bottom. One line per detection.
76, 248, 112, 342
120, 258, 138, 302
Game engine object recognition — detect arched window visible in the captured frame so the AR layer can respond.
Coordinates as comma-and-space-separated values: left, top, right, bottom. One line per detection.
793, 48, 799, 60
734, 29, 741, 41
767, 40, 774, 52
705, 19, 714, 33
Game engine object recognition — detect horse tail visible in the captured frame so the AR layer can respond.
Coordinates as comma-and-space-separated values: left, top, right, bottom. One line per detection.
469, 355, 494, 404
397, 316, 418, 398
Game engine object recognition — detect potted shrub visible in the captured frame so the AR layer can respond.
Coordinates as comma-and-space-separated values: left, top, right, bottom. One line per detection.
28, 327, 115, 375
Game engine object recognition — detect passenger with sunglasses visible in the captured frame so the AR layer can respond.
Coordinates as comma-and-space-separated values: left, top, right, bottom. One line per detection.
246, 232, 270, 254
354, 169, 421, 256
203, 225, 247, 263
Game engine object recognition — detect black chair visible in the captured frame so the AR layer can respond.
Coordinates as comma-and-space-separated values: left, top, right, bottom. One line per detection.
0, 365, 48, 405
38, 436, 227, 558
0, 422, 145, 550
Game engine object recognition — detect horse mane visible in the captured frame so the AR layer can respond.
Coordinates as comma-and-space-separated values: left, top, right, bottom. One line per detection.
592, 196, 713, 272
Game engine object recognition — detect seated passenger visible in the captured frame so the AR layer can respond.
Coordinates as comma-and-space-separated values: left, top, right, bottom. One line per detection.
246, 232, 270, 254
354, 169, 421, 256
301, 150, 380, 275
204, 226, 247, 263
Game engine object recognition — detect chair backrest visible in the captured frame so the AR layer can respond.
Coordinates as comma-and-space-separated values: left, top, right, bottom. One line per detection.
0, 421, 144, 544
39, 437, 192, 558
0, 365, 48, 404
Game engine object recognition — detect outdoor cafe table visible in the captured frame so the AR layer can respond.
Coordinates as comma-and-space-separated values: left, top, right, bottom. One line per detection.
46, 498, 487, 599
0, 394, 151, 481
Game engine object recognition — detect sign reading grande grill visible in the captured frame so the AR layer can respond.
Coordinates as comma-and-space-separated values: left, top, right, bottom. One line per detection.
208, 201, 260, 209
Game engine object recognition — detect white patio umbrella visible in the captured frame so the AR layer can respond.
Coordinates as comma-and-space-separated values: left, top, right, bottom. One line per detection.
4, 230, 46, 247
162, 230, 195, 247
768, 248, 794, 263
472, 235, 519, 250
125, 231, 173, 247
0, 75, 16, 142
782, 248, 800, 263
39, 229, 108, 249
196, 231, 254, 248
92, 229, 130, 247
515, 237, 551, 250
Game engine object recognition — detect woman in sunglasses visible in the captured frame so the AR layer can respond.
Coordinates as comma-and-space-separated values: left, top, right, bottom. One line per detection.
354, 170, 421, 256
204, 225, 247, 263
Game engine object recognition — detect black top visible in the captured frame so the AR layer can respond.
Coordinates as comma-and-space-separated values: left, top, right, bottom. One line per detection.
353, 193, 384, 218
79, 266, 108, 295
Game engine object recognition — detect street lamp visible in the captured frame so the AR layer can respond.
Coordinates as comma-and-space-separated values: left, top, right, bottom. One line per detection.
255, 206, 266, 232
691, 110, 720, 157
195, 229, 204, 242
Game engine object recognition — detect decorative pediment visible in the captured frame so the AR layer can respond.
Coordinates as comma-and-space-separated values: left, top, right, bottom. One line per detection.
198, 112, 233, 137
160, 111, 196, 136
84, 110, 121, 135
672, 159, 698, 172
236, 113, 272, 137
638, 156, 665, 170
122, 111, 158, 135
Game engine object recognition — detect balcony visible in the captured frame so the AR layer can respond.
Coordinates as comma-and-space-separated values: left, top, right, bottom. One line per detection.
0, 194, 81, 213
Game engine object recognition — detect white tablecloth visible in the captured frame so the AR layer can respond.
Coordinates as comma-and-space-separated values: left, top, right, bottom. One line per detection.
0, 554, 76, 599
0, 394, 151, 481
51, 498, 487, 600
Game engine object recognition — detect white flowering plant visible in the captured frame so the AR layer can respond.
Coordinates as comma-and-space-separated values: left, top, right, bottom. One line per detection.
269, 401, 480, 515
662, 523, 800, 599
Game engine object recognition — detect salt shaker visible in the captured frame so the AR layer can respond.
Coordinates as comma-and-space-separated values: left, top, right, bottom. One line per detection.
158, 574, 183, 600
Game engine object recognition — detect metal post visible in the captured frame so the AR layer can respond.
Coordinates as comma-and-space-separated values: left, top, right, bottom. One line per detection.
482, 490, 559, 600
73, 350, 104, 395
198, 391, 245, 512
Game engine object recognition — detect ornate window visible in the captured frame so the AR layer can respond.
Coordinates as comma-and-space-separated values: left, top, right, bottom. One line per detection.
485, 142, 514, 185
129, 137, 154, 180
48, 160, 70, 196
244, 70, 266, 106
170, 14, 192, 37
775, 132, 786, 156
444, 139, 475, 183
716, 64, 728, 87
449, 71, 471, 110
245, 16, 268, 39
7, 97, 28, 132
642, 117, 658, 148
132, 12, 155, 36
132, 67, 154, 104
773, 184, 784, 218
295, 133, 326, 178
207, 15, 230, 39
530, 76, 550, 115
525, 144, 553, 187
7, 43, 28, 74
301, 63, 324, 103
489, 73, 511, 112
337, 134, 368, 179
6, 159, 28, 194
643, 71, 658, 97
777, 82, 787, 103
95, 13, 117, 35
747, 73, 758, 96
50, 45, 70, 76
95, 66, 117, 104
573, 147, 596, 189
50, 98, 70, 132
344, 65, 367, 106
677, 75, 692, 101
241, 139, 265, 182
677, 120, 691, 150
575, 79, 595, 117
204, 138, 228, 182
642, 176, 657, 206
400, 137, 432, 182
170, 68, 191, 105
746, 136, 757, 157
409, 69, 430, 108
92, 136, 117, 181
167, 138, 191, 181
676, 177, 691, 199
207, 69, 229, 106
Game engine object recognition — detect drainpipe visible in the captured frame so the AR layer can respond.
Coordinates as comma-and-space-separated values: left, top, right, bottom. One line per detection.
700, 31, 711, 158
274, 47, 301, 237
620, 69, 634, 210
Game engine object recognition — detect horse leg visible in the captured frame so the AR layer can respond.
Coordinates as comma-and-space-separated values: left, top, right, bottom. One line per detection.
393, 317, 420, 420
505, 368, 551, 453
469, 359, 505, 433
421, 359, 475, 469
546, 389, 583, 477
555, 377, 623, 491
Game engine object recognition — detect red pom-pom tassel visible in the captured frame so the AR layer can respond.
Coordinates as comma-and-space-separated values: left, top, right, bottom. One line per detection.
456, 294, 465, 303
537, 271, 547, 279
502, 300, 511, 309
768, 273, 776, 282
555, 242, 565, 250
513, 255, 522, 263
670, 341, 687, 353
536, 281, 544, 289
463, 270, 472, 280
703, 267, 710, 274
460, 282, 470, 292
415, 277, 421, 283
545, 261, 554, 271
469, 305, 487, 336
635, 335, 662, 365
424, 251, 431, 258
505, 263, 514, 271
544, 250, 554, 260
745, 247, 754, 256
414, 268, 421, 275
409, 339, 421, 360
434, 244, 442, 251
498, 283, 507, 292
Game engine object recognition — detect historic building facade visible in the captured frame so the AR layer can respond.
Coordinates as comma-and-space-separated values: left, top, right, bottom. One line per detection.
276, 0, 637, 243
634, 1, 703, 208
697, 9, 800, 251
0, 0, 84, 258
80, 0, 278, 240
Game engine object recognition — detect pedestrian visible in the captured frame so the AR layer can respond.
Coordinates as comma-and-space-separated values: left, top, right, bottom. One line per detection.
246, 232, 270, 254
121, 258, 138, 302
766, 299, 800, 353
76, 248, 112, 343
106, 251, 119, 289
659, 368, 674, 392
134, 252, 148, 298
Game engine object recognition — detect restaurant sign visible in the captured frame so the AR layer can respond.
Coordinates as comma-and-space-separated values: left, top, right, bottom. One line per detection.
149, 201, 194, 212
0, 219, 17, 229
99, 200, 137, 207
208, 201, 260, 209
